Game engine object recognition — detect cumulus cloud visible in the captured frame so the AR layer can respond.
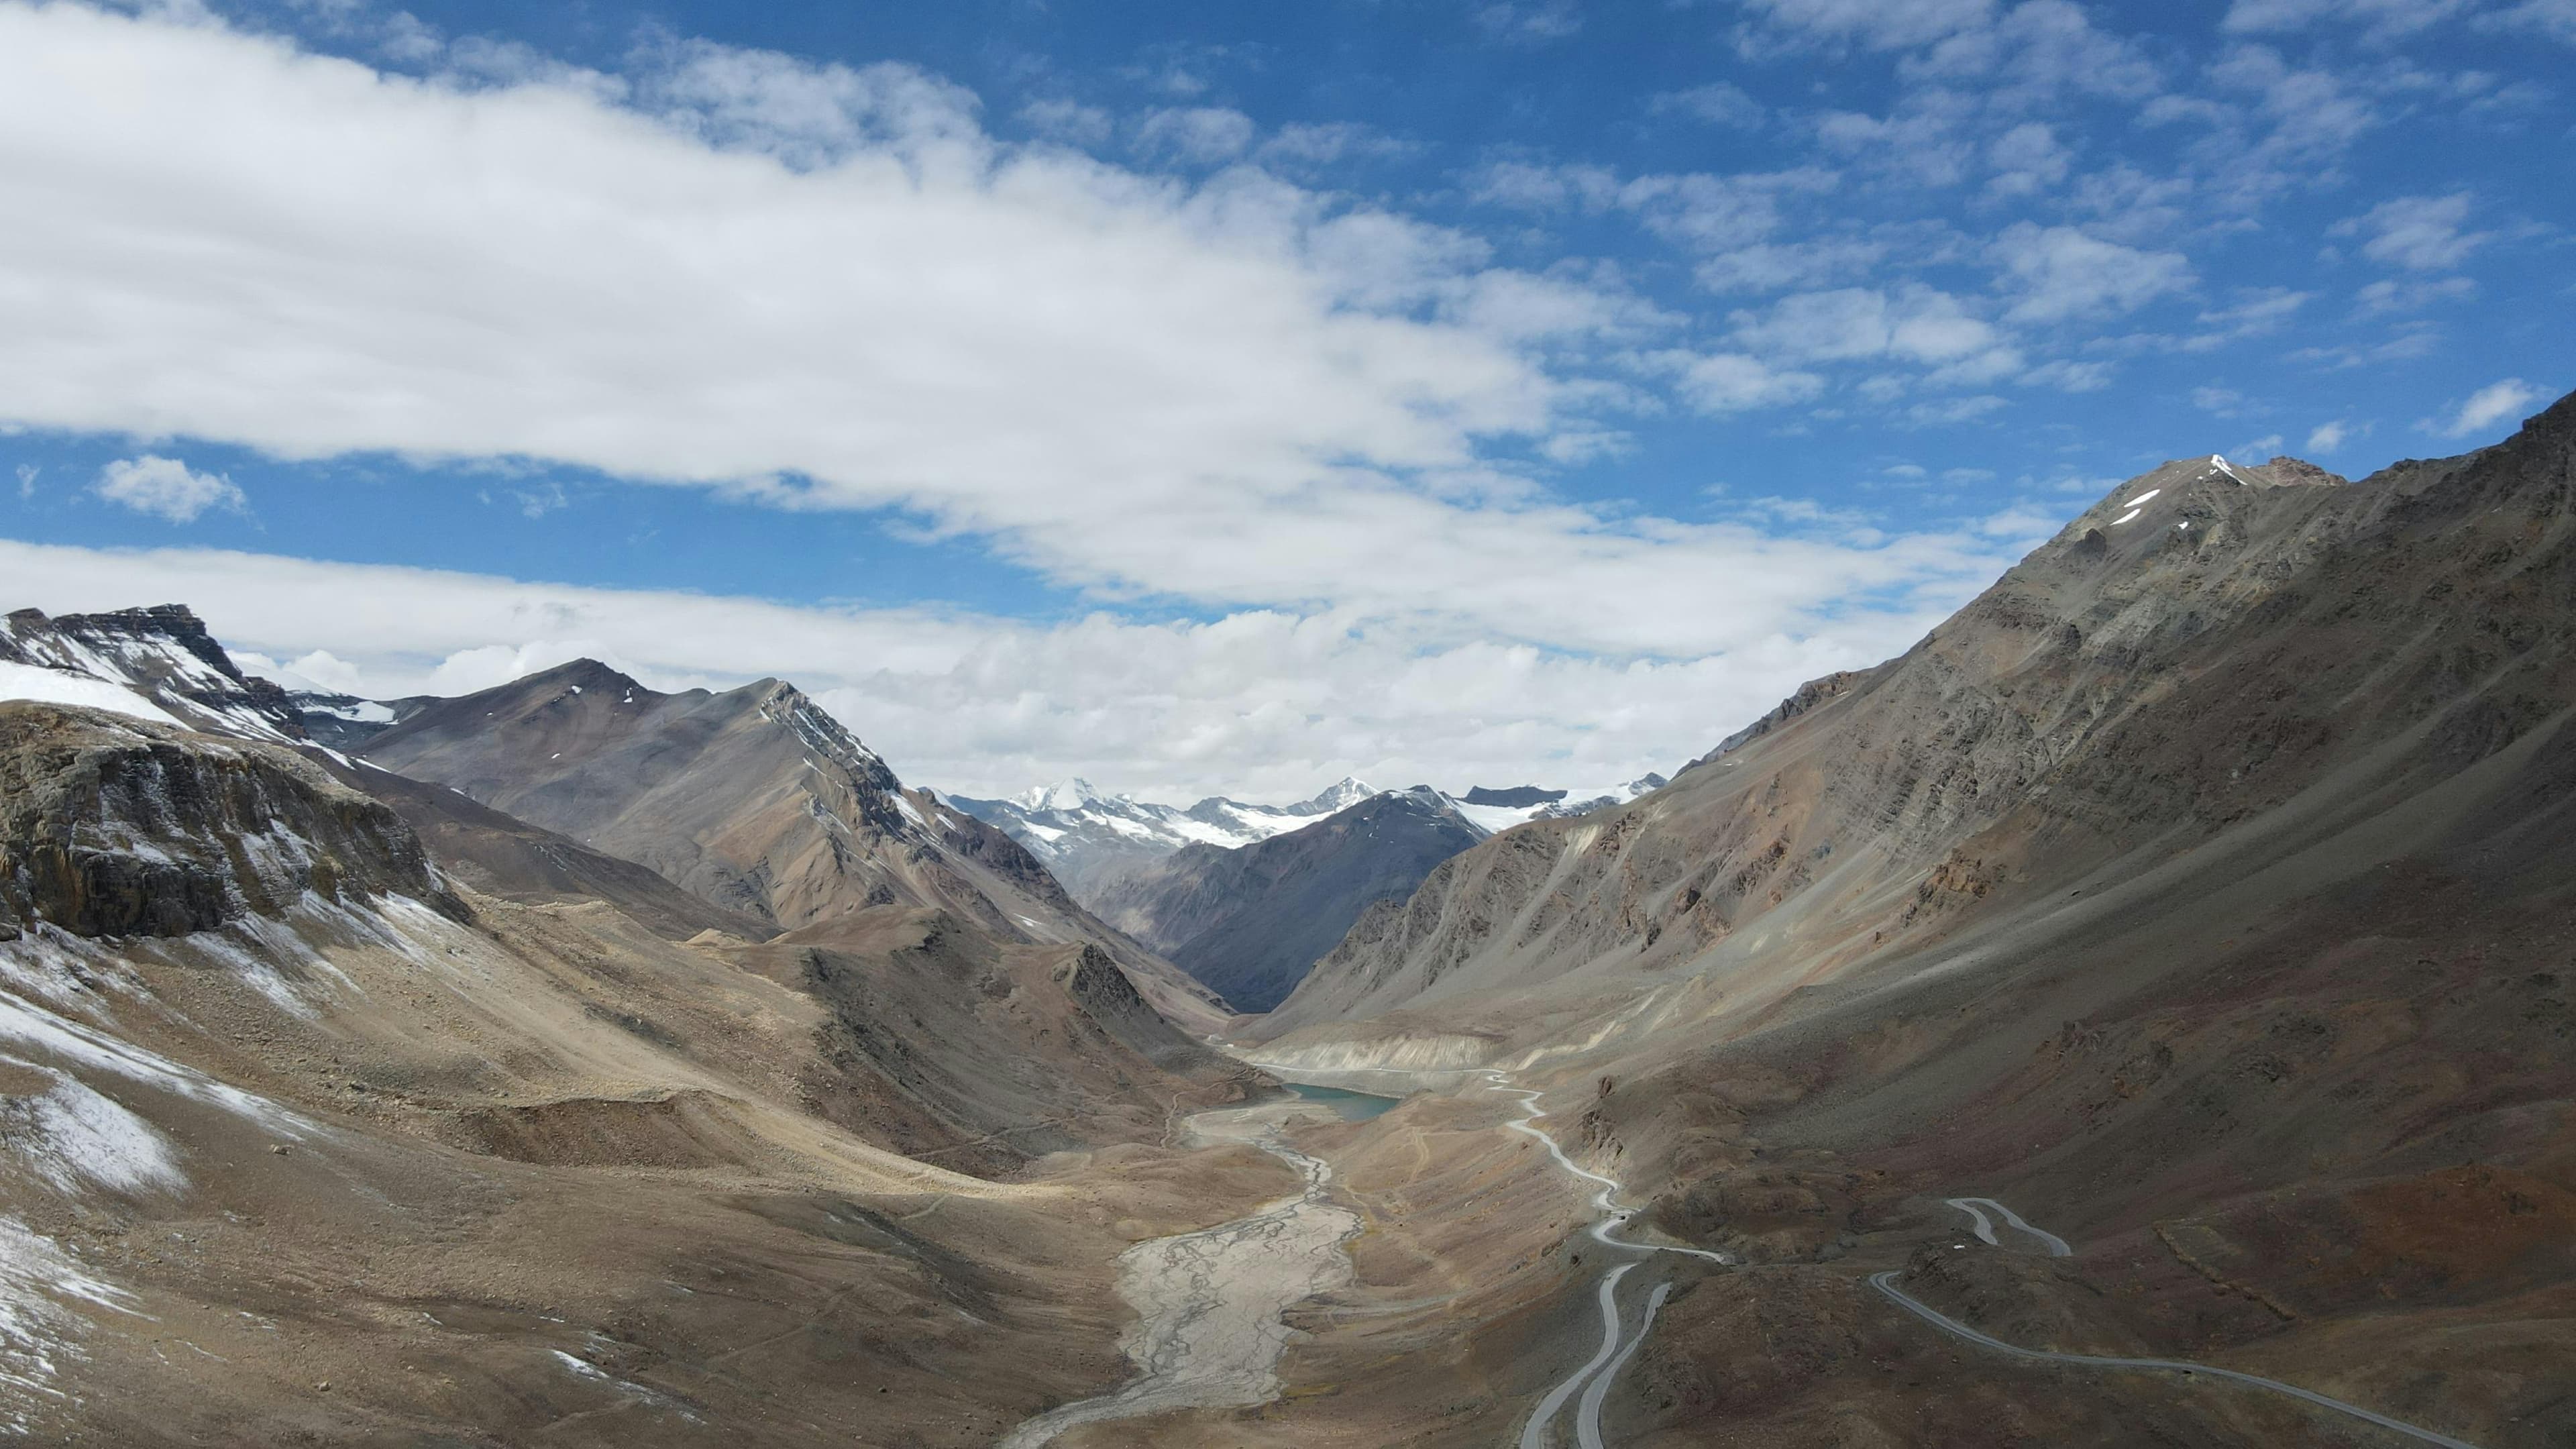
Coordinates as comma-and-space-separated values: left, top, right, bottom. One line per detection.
92, 455, 245, 522
2304, 420, 2349, 451
0, 537, 2013, 802
0, 4, 1907, 659
2432, 378, 2544, 438
1984, 121, 2070, 196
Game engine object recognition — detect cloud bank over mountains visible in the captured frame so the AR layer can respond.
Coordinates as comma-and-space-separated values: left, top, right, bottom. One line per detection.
0, 0, 2559, 798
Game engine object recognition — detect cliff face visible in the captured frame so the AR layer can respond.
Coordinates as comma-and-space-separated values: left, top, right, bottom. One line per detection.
0, 703, 441, 940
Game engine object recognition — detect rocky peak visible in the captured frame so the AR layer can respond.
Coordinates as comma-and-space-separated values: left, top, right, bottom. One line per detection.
752, 679, 900, 804
519, 657, 647, 702
1295, 776, 1377, 814
2257, 455, 2348, 489
2, 603, 305, 741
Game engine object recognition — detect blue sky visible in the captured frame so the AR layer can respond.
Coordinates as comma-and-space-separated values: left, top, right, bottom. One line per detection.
0, 0, 2567, 800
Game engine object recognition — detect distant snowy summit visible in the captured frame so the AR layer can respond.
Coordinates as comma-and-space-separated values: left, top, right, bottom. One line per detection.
949, 776, 1375, 896
951, 771, 1670, 904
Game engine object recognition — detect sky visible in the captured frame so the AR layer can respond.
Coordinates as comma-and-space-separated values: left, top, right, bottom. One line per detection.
0, 0, 2568, 804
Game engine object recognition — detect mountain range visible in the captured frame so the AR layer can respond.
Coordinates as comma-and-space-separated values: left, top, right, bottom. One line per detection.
1241, 407, 2576, 1442
2, 387, 2572, 1446
948, 775, 1377, 898
956, 770, 1674, 1011
1085, 785, 1489, 1012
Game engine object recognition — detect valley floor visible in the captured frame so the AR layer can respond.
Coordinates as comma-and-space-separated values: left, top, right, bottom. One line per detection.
1001, 1063, 2554, 1449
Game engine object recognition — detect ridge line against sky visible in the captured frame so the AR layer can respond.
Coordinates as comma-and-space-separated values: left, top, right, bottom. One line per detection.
0, 0, 2565, 800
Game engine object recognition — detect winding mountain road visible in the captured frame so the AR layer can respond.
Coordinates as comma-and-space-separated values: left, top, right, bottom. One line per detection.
1475, 1070, 1727, 1449
1878, 1208, 2483, 1449
1517, 1263, 1638, 1449
1574, 1281, 1673, 1449
1945, 1196, 2070, 1256
1213, 1057, 2490, 1448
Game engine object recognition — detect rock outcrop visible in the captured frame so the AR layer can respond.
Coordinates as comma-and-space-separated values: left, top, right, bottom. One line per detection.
0, 702, 440, 939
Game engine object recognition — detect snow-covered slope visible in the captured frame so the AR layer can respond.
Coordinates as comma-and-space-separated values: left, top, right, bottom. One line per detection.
1, 605, 307, 742
949, 775, 1375, 898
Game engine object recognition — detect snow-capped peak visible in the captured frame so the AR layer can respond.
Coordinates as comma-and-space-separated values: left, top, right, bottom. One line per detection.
1016, 777, 1105, 814
1295, 777, 1376, 814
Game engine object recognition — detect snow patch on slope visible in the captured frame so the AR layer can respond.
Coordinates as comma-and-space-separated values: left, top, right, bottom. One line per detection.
0, 1214, 144, 1434
0, 662, 186, 728
0, 1063, 186, 1197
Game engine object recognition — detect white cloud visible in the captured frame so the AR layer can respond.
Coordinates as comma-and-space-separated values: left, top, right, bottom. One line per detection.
2483, 0, 2576, 43
2355, 276, 2477, 314
1984, 121, 2070, 196
1131, 105, 1256, 164
1476, 1, 1584, 43
2224, 0, 2471, 38
1254, 121, 1417, 169
2176, 46, 2380, 203
2432, 378, 2544, 438
1988, 223, 2193, 325
2339, 192, 2492, 271
1735, 0, 1996, 51
1813, 105, 1972, 186
1907, 1, 2162, 103
1652, 351, 1829, 413
1019, 98, 1112, 148
631, 36, 985, 170
2304, 420, 2349, 452
1729, 285, 2020, 382
0, 4, 1884, 658
2190, 386, 2245, 415
1904, 394, 2008, 425
92, 455, 245, 522
2018, 358, 2112, 391
1693, 237, 1886, 294
1651, 83, 1766, 128
0, 537, 2009, 803
2196, 287, 2308, 335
